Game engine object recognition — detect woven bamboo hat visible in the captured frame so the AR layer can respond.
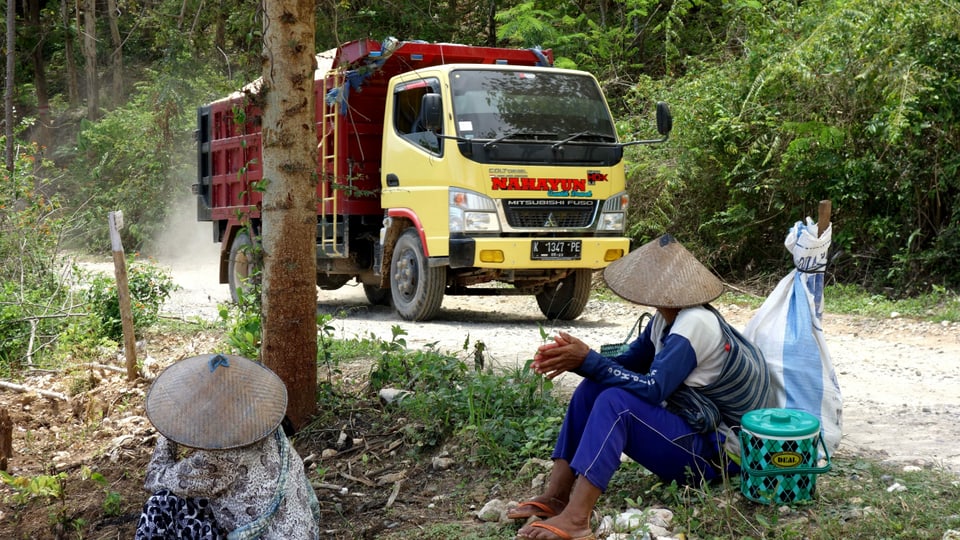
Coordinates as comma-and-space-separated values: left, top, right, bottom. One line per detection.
603, 234, 724, 308
145, 354, 287, 450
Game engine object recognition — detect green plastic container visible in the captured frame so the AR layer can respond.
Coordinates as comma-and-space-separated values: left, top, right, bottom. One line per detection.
739, 408, 832, 505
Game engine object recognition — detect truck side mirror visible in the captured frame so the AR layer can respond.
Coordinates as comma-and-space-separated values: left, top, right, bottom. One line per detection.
420, 93, 443, 132
656, 101, 673, 136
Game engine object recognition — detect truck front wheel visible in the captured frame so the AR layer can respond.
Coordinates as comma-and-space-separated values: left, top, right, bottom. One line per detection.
228, 231, 259, 303
536, 269, 593, 320
390, 229, 445, 321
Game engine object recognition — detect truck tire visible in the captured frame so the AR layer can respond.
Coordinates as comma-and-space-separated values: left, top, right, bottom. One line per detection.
390, 229, 445, 321
536, 268, 592, 320
228, 231, 258, 303
363, 284, 392, 306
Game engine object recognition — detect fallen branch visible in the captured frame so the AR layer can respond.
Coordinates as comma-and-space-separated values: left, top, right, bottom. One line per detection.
77, 363, 128, 374
0, 380, 68, 401
25, 363, 127, 375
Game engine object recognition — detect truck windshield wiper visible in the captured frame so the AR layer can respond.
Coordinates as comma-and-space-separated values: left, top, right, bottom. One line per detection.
552, 131, 617, 150
483, 131, 558, 149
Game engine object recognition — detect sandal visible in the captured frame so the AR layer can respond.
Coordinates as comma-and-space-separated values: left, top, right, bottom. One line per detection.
516, 521, 596, 540
506, 498, 564, 520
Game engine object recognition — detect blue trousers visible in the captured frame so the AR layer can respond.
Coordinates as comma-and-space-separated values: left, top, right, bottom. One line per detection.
554, 379, 733, 491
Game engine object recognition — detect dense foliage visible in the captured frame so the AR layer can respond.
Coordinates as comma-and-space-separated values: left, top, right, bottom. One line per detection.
0, 144, 69, 370
3, 0, 958, 296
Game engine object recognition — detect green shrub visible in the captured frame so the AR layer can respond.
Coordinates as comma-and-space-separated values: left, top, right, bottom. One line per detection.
621, 0, 960, 292
77, 259, 176, 342
0, 142, 71, 369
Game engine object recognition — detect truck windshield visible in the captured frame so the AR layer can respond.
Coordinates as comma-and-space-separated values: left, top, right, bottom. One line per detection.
450, 69, 616, 142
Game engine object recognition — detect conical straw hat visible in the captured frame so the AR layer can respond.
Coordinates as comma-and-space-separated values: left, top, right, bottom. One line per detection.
603, 234, 723, 308
145, 354, 287, 450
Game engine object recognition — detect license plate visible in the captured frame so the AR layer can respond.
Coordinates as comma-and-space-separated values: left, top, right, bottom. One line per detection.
531, 240, 582, 261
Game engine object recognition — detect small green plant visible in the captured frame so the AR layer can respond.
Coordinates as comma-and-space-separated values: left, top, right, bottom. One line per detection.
0, 468, 88, 533
82, 466, 123, 517
219, 285, 262, 359
0, 470, 67, 505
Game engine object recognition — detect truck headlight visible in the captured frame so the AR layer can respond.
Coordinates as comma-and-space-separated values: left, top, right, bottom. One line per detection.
449, 188, 500, 233
598, 192, 629, 232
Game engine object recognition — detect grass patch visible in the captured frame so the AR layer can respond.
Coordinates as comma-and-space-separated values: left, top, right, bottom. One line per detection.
593, 454, 960, 540
378, 522, 516, 540
826, 283, 960, 322
714, 285, 958, 323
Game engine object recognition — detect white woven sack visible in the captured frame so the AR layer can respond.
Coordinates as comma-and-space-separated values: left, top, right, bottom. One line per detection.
743, 218, 843, 455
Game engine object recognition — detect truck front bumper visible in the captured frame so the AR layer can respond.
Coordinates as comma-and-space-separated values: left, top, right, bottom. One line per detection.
448, 236, 629, 269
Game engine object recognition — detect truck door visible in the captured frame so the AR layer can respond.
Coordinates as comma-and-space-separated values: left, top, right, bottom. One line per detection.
381, 75, 452, 259
382, 76, 451, 321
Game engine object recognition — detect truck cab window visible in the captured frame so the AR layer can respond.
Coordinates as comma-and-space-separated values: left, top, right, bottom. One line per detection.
394, 79, 442, 154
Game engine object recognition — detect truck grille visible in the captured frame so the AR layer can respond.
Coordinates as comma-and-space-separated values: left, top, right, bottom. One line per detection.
502, 199, 598, 229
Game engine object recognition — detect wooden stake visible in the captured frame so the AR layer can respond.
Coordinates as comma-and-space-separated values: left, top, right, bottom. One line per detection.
818, 200, 832, 238
0, 409, 11, 471
108, 211, 138, 381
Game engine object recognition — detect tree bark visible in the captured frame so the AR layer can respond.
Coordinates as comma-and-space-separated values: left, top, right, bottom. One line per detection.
105, 0, 123, 104
486, 0, 497, 46
61, 0, 80, 107
28, 0, 50, 149
259, 0, 318, 429
5, 0, 14, 172
81, 0, 98, 120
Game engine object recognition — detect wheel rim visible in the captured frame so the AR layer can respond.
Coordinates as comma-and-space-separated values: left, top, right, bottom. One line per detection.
394, 247, 419, 301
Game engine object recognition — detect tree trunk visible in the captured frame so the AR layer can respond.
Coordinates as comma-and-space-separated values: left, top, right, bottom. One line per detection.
61, 0, 80, 107
5, 0, 14, 172
28, 0, 50, 149
259, 0, 318, 429
105, 0, 123, 104
486, 0, 497, 46
81, 0, 98, 120
214, 2, 225, 53
3, 0, 17, 175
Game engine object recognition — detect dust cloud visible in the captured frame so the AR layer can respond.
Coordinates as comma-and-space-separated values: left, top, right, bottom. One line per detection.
147, 193, 219, 268
144, 192, 231, 318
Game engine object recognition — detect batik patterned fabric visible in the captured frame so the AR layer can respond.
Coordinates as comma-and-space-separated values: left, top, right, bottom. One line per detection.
135, 489, 225, 539
139, 429, 319, 540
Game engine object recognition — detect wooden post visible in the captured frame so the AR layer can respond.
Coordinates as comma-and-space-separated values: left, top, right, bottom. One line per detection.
108, 211, 138, 380
0, 409, 12, 471
817, 200, 832, 238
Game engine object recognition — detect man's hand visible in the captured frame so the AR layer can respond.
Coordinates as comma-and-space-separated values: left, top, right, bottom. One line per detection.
531, 331, 591, 379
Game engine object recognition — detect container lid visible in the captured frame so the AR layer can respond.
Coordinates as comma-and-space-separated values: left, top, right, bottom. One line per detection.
741, 408, 820, 438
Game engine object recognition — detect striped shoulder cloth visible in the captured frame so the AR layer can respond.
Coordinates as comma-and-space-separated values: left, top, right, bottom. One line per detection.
666, 304, 771, 432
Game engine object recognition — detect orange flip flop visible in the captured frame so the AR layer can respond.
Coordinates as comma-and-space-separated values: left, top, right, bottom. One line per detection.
516, 521, 596, 540
507, 500, 560, 520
